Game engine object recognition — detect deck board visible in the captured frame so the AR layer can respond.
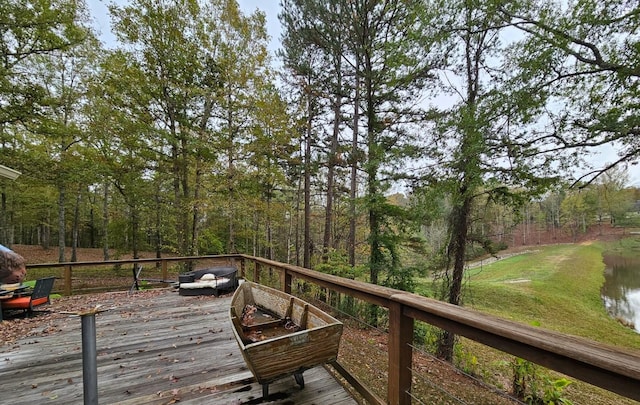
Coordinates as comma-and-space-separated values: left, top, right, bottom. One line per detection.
0, 290, 358, 405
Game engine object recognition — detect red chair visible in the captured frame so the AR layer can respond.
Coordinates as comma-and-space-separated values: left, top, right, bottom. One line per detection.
1, 277, 55, 317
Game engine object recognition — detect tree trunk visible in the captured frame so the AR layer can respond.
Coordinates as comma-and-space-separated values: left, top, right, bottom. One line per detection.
295, 165, 303, 266
58, 183, 66, 263
154, 187, 162, 266
437, 4, 484, 360
349, 61, 360, 268
42, 207, 50, 250
88, 191, 95, 248
303, 88, 313, 269
131, 203, 139, 260
266, 189, 273, 260
323, 91, 341, 262
364, 48, 381, 327
180, 133, 191, 259
437, 192, 472, 361
103, 181, 109, 261
71, 191, 80, 262
191, 160, 202, 257
0, 186, 7, 245
226, 98, 237, 254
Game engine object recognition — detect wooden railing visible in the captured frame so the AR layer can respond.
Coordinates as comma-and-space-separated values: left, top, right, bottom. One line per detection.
26, 255, 241, 295
26, 254, 640, 405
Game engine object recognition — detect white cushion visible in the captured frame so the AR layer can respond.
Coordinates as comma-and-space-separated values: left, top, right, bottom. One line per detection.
180, 277, 231, 289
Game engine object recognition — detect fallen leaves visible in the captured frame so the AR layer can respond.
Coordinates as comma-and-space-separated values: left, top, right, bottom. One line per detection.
0, 290, 169, 348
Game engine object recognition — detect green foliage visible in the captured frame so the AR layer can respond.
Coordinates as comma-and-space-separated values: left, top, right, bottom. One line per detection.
383, 264, 416, 293
314, 251, 364, 280
454, 344, 480, 377
3, 0, 640, 281
413, 321, 441, 353
411, 240, 640, 404
512, 358, 573, 405
197, 230, 224, 255
0, 0, 87, 125
512, 358, 537, 401
544, 378, 574, 405
498, 0, 640, 184
464, 239, 508, 261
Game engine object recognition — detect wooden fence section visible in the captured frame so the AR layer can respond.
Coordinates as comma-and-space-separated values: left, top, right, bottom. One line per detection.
26, 254, 640, 405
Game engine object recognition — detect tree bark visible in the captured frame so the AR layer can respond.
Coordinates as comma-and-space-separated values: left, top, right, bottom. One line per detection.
58, 183, 66, 263
323, 79, 342, 262
349, 60, 360, 268
303, 87, 313, 269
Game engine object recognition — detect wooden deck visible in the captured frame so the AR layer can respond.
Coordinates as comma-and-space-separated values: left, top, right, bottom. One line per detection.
0, 289, 358, 405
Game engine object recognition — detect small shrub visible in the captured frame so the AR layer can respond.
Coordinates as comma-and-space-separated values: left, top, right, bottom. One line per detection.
512, 357, 573, 405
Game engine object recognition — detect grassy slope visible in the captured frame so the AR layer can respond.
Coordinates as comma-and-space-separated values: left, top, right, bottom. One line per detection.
462, 242, 640, 349
415, 239, 640, 404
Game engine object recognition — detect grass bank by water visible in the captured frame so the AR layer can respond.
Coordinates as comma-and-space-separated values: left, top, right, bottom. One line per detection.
461, 241, 640, 349
414, 239, 640, 404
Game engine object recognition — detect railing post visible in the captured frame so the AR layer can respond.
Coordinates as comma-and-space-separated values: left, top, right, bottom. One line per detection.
64, 265, 72, 296
161, 260, 168, 281
239, 258, 245, 279
283, 271, 292, 294
254, 262, 261, 284
388, 301, 413, 405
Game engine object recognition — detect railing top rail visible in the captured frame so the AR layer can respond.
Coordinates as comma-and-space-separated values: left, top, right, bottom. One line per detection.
393, 293, 640, 385
26, 254, 241, 269
238, 254, 399, 306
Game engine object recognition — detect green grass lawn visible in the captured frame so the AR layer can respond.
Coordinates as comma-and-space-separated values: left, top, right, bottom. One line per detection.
414, 239, 640, 404
460, 242, 640, 349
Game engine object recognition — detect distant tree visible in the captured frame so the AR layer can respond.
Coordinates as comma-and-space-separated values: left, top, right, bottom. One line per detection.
210, 0, 272, 255
100, 0, 280, 260
329, 0, 441, 327
245, 85, 296, 260
0, 0, 88, 248
425, 0, 557, 361
108, 0, 268, 258
0, 0, 87, 127
85, 46, 165, 258
279, 0, 329, 268
281, 0, 443, 328
10, 34, 100, 262
560, 191, 590, 241
110, 0, 212, 258
597, 166, 635, 224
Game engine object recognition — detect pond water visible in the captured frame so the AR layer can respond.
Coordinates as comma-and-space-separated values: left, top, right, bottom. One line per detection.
601, 254, 640, 333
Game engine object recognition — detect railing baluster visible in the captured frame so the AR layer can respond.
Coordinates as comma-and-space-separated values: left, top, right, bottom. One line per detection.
388, 300, 413, 405
161, 260, 168, 282
254, 262, 261, 284
284, 271, 292, 294
64, 264, 72, 296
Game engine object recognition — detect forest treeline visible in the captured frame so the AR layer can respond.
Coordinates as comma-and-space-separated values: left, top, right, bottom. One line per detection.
2, 0, 640, 358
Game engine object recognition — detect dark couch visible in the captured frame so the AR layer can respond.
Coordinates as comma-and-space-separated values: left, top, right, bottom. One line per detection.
178, 266, 238, 296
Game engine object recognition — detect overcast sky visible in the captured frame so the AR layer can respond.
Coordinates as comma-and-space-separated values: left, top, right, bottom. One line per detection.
88, 1, 282, 52
85, 1, 639, 187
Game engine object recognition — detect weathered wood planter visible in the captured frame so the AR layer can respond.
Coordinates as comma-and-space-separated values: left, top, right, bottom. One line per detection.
229, 281, 343, 398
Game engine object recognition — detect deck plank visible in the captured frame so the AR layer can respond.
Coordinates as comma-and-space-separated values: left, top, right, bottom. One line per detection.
0, 290, 358, 405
